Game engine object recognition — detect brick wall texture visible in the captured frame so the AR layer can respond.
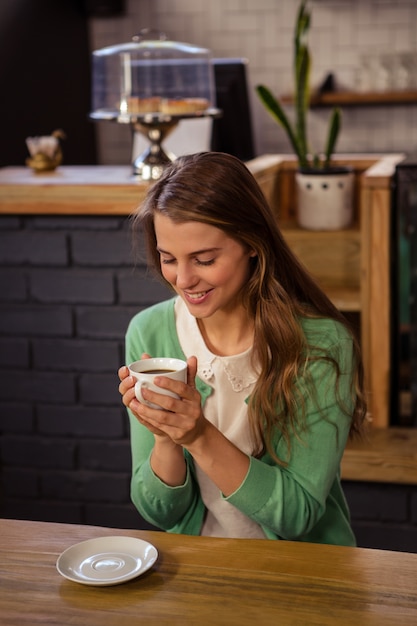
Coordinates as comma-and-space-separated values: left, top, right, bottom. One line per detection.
0, 214, 171, 530
1, 214, 416, 551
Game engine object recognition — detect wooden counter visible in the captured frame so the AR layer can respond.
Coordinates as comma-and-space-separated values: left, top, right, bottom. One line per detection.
0, 165, 148, 214
2, 518, 417, 625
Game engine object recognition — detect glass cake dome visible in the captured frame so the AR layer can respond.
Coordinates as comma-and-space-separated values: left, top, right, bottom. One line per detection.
90, 29, 216, 119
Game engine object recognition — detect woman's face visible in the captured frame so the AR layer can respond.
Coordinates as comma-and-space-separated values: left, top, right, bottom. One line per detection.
154, 213, 255, 320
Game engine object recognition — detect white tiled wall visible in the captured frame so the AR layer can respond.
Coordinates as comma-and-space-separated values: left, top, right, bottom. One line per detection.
89, 0, 417, 164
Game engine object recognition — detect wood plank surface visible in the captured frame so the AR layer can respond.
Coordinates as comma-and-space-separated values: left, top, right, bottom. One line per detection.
342, 427, 417, 484
282, 227, 361, 289
362, 153, 405, 186
324, 287, 361, 312
0, 166, 149, 214
282, 90, 417, 107
312, 90, 417, 106
1, 519, 417, 625
362, 184, 392, 427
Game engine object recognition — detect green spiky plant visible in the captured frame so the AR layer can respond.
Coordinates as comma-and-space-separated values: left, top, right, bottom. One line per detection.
256, 0, 341, 170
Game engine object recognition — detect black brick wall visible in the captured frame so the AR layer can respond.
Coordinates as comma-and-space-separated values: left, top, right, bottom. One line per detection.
0, 214, 171, 530
1, 214, 416, 551
343, 481, 417, 553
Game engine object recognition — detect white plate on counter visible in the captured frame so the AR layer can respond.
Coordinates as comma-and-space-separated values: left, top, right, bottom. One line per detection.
56, 536, 158, 586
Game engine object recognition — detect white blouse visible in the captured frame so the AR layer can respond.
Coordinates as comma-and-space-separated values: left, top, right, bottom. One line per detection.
175, 297, 266, 539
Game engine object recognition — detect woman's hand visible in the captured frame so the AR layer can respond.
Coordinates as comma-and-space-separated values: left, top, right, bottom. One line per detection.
119, 355, 203, 487
120, 355, 250, 495
130, 356, 208, 447
118, 353, 167, 437
118, 355, 206, 444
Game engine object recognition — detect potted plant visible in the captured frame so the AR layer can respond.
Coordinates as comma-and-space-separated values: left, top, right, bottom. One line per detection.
256, 0, 354, 230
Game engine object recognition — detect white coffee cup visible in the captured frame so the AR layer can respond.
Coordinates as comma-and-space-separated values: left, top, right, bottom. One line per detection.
128, 357, 187, 409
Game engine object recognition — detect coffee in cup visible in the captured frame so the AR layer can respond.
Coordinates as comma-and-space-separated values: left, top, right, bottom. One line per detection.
128, 357, 187, 409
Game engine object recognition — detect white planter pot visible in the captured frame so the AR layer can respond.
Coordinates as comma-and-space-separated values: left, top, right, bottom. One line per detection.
295, 168, 354, 231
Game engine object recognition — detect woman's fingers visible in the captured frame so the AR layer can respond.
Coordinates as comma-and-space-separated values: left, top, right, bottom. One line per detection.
118, 365, 129, 381
187, 356, 198, 387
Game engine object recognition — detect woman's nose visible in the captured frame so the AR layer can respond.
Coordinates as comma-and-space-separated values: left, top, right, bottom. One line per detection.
175, 263, 198, 289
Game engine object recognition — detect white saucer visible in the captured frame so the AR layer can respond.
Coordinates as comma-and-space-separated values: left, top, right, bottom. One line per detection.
56, 536, 158, 586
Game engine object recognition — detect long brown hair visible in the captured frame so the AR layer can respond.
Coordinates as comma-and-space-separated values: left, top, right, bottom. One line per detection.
133, 152, 366, 463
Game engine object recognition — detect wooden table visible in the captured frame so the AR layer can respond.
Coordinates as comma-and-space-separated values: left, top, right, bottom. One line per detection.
1, 519, 417, 625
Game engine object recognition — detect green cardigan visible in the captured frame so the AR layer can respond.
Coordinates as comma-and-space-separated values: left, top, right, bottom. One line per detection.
125, 297, 356, 546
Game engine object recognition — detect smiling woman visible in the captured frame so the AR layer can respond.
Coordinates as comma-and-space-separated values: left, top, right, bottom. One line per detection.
117, 151, 367, 545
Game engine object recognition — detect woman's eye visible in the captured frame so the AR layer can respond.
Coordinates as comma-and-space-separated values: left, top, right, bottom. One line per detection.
160, 256, 214, 266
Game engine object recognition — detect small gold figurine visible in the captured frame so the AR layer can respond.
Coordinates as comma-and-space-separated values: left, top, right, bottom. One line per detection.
26, 129, 66, 172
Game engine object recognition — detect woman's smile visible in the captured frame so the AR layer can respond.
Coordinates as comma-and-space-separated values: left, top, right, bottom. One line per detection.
183, 289, 213, 304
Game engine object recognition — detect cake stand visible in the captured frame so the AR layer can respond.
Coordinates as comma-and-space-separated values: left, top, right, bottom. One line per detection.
90, 109, 221, 181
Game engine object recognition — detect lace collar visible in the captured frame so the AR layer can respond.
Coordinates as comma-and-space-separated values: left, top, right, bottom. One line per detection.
175, 297, 258, 393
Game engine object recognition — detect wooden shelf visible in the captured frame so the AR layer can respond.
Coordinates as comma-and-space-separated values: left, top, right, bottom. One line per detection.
342, 427, 417, 485
281, 90, 417, 108
324, 287, 361, 313
247, 153, 407, 429
281, 226, 361, 312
